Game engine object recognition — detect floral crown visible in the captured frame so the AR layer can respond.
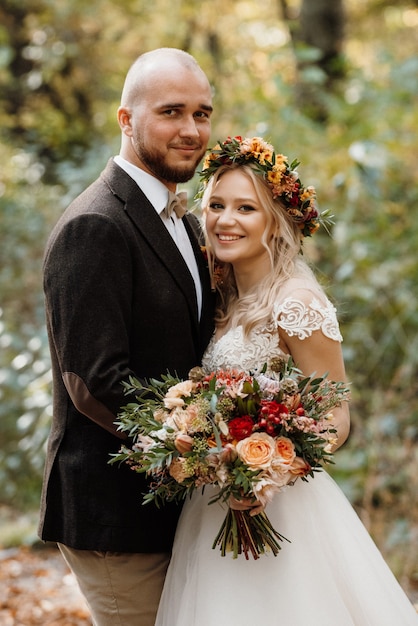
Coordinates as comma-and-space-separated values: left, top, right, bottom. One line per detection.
198, 136, 330, 238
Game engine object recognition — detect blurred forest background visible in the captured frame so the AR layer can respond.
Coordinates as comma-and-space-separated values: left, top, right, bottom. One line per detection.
0, 0, 417, 600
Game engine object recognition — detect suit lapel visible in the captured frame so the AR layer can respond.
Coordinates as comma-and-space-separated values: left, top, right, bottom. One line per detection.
183, 214, 212, 303
183, 214, 216, 351
131, 199, 199, 320
103, 160, 200, 325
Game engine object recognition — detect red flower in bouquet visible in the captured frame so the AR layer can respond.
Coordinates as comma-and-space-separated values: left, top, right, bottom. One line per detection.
228, 416, 255, 441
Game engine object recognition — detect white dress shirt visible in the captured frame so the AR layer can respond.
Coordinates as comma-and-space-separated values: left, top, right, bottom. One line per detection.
113, 156, 202, 318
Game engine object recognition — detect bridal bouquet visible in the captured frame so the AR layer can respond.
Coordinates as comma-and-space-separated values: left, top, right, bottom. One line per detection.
110, 358, 350, 559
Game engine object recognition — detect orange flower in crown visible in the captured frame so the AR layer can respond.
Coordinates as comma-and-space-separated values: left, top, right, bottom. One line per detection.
240, 137, 274, 164
198, 135, 333, 239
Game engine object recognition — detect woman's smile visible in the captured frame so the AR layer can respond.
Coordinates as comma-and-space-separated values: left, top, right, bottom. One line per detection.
216, 233, 243, 242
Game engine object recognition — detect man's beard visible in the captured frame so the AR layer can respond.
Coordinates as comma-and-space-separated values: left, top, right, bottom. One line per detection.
133, 138, 204, 183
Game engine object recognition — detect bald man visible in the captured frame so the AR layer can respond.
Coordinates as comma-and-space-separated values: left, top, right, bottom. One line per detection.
39, 48, 215, 626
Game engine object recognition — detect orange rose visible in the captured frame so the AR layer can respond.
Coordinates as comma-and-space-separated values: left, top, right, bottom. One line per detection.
273, 436, 296, 468
236, 433, 275, 469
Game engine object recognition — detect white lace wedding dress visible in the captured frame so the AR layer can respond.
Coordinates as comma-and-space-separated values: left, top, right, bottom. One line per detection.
155, 280, 418, 625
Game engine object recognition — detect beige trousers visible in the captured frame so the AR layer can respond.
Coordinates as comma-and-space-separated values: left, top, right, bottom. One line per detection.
58, 543, 170, 626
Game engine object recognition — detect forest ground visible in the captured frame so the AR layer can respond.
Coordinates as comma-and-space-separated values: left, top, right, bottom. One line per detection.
0, 543, 91, 626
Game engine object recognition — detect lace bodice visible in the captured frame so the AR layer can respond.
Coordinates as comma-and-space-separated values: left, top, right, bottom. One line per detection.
202, 283, 342, 372
202, 324, 284, 372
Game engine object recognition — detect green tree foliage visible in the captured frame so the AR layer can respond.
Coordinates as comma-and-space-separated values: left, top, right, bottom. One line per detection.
0, 0, 417, 588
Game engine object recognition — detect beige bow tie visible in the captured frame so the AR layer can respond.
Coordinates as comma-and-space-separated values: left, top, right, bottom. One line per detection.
165, 190, 188, 219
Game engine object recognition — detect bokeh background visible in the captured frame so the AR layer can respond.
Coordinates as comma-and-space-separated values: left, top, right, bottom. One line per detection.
1, 0, 417, 601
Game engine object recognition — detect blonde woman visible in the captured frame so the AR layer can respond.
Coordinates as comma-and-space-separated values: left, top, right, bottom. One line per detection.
155, 137, 418, 625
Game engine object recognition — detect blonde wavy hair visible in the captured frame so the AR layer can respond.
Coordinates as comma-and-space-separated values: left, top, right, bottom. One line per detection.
201, 164, 323, 335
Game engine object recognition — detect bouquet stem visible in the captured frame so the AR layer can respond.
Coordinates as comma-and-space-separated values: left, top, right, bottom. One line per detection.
212, 508, 289, 560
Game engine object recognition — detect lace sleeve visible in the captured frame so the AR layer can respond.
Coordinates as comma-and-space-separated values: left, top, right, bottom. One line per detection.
273, 294, 343, 342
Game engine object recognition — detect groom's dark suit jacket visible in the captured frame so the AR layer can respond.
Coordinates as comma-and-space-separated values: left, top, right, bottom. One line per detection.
38, 159, 214, 552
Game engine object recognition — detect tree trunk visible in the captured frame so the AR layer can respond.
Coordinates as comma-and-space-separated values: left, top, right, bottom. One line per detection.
280, 0, 346, 121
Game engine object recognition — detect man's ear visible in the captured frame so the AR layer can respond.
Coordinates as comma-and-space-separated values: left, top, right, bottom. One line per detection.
117, 106, 133, 136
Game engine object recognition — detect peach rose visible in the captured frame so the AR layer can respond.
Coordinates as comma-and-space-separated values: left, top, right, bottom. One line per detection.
163, 380, 196, 409
236, 433, 275, 469
273, 436, 296, 468
167, 404, 198, 433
